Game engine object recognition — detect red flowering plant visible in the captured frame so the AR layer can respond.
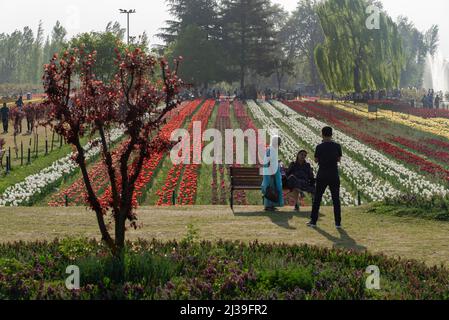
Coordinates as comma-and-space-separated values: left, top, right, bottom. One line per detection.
43, 47, 183, 257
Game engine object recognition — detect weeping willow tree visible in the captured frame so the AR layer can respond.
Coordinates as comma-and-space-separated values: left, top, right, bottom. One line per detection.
314, 0, 404, 93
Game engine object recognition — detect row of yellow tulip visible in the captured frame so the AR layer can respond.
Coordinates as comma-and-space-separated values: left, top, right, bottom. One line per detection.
320, 101, 449, 141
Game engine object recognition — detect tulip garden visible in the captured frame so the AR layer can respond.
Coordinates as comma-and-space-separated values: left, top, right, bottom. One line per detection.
2, 97, 449, 300
2, 98, 449, 211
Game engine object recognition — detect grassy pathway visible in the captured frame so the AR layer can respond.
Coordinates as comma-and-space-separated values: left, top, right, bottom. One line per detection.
1, 205, 448, 268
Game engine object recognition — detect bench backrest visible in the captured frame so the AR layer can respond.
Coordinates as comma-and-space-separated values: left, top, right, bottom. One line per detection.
230, 167, 263, 187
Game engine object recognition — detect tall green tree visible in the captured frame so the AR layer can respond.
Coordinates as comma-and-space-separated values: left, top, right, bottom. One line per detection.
169, 25, 227, 87
285, 0, 324, 87
221, 0, 279, 90
48, 21, 67, 62
18, 27, 35, 84
424, 25, 439, 56
315, 0, 404, 93
0, 31, 21, 83
32, 21, 45, 84
159, 0, 219, 44
66, 25, 131, 84
271, 6, 296, 91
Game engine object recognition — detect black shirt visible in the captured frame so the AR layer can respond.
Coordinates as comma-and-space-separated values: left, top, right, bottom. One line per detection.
314, 141, 342, 179
0, 106, 9, 120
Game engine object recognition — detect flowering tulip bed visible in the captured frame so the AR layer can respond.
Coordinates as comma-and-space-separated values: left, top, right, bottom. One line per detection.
422, 138, 449, 150
156, 100, 215, 206
47, 101, 201, 207
278, 101, 448, 200
48, 140, 130, 207
5, 97, 449, 208
330, 102, 449, 142
389, 136, 449, 165
106, 99, 203, 207
177, 100, 216, 205
1, 238, 449, 300
368, 99, 449, 119
287, 101, 449, 185
265, 100, 400, 203
212, 102, 237, 205
0, 128, 125, 207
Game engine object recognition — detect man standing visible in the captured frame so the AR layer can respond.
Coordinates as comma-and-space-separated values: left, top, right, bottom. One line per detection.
25, 103, 34, 134
308, 127, 342, 229
16, 96, 24, 133
1, 103, 9, 134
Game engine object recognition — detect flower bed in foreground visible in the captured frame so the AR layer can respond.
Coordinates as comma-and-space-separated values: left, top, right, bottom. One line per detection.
0, 238, 448, 300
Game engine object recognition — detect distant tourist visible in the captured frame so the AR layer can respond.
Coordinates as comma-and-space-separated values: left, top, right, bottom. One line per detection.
24, 103, 35, 134
422, 94, 428, 108
435, 95, 441, 109
16, 96, 23, 110
1, 103, 9, 134
308, 127, 342, 229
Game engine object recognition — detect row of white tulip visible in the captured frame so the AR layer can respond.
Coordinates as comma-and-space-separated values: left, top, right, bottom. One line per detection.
246, 100, 356, 206
270, 100, 449, 198
262, 100, 401, 202
0, 128, 125, 207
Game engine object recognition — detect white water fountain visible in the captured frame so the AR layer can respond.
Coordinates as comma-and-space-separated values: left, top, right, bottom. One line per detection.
423, 50, 449, 93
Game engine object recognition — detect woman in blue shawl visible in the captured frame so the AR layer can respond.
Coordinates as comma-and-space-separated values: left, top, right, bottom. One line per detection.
261, 136, 284, 211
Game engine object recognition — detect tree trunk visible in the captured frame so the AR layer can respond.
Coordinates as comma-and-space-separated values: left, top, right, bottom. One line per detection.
354, 62, 361, 94
240, 19, 246, 92
75, 141, 114, 251
240, 65, 245, 92
115, 211, 127, 253
277, 70, 282, 92
310, 54, 318, 87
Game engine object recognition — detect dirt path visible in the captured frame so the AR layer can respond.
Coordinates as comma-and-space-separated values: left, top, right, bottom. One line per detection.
1, 205, 448, 267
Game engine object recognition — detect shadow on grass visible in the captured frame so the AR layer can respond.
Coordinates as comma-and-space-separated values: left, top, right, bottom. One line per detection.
233, 209, 324, 230
314, 227, 367, 252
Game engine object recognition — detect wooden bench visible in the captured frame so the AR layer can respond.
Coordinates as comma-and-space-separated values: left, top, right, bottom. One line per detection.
229, 166, 315, 211
229, 166, 263, 211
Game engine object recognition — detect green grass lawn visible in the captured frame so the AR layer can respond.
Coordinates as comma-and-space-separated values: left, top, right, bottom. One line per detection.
1, 205, 448, 268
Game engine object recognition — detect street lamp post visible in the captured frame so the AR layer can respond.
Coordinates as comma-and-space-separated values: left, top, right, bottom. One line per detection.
119, 9, 136, 45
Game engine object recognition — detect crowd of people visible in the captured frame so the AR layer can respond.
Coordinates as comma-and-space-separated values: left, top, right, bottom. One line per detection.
331, 88, 448, 109
333, 89, 403, 103
262, 126, 343, 229
421, 89, 443, 109
187, 87, 305, 101
1, 95, 43, 135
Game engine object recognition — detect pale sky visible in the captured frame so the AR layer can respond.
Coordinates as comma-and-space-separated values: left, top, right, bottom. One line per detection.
1, 0, 448, 57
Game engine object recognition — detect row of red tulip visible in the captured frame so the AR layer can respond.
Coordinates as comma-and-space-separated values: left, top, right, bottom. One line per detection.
211, 102, 231, 205
48, 100, 200, 207
156, 100, 216, 206
177, 100, 216, 205
108, 99, 203, 208
48, 138, 130, 207
422, 138, 449, 151
389, 136, 449, 165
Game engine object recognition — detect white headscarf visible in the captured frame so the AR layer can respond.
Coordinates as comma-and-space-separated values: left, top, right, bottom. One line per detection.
270, 135, 280, 149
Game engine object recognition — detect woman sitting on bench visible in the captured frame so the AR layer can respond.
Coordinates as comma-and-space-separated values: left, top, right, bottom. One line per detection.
286, 150, 316, 211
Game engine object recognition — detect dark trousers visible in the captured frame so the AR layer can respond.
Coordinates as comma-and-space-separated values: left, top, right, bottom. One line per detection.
27, 119, 33, 132
311, 177, 341, 225
2, 120, 7, 133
